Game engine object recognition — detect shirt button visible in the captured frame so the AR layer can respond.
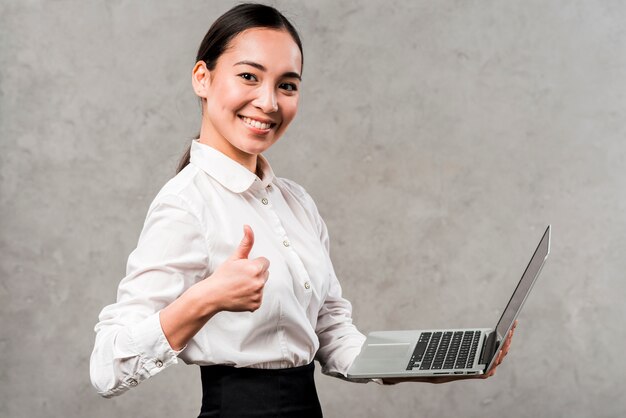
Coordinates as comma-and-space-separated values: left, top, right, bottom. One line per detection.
267, 184, 272, 191
155, 360, 163, 368
261, 198, 269, 205
304, 281, 310, 290
283, 240, 290, 247
128, 379, 138, 387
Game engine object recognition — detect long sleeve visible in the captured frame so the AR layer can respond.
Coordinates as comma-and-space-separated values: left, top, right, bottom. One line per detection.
314, 216, 368, 380
294, 190, 367, 380
90, 193, 209, 398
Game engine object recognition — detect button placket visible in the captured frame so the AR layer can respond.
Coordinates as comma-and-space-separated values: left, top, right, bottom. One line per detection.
260, 189, 312, 299
259, 194, 288, 249
280, 239, 313, 295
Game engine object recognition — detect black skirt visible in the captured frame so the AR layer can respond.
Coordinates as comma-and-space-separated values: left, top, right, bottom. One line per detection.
198, 362, 323, 418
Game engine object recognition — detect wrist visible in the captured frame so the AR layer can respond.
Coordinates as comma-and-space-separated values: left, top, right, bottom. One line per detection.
184, 280, 221, 321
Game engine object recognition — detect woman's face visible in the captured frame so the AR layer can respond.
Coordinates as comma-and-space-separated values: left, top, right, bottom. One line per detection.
194, 28, 302, 164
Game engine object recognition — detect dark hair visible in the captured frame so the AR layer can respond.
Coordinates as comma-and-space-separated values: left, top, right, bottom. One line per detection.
175, 2, 304, 174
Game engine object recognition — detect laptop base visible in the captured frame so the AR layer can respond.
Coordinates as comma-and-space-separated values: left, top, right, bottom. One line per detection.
347, 328, 491, 379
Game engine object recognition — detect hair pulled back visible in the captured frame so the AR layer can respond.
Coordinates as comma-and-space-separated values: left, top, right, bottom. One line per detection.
176, 3, 303, 174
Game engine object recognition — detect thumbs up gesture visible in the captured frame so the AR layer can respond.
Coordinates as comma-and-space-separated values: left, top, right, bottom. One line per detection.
201, 225, 270, 313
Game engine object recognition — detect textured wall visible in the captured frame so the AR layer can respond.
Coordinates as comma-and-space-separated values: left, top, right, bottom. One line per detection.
1, 1, 625, 417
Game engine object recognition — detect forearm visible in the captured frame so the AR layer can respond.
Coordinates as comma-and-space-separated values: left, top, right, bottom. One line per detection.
159, 284, 220, 351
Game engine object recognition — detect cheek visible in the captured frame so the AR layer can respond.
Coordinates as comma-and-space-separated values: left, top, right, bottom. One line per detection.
281, 98, 299, 124
214, 80, 249, 112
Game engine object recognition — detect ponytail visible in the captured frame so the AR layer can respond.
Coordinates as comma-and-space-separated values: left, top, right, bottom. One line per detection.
175, 133, 200, 175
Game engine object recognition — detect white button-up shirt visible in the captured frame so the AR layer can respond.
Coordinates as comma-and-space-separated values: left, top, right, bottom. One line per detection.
90, 139, 367, 398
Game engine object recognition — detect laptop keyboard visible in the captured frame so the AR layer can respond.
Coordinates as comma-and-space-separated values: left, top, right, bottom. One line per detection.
406, 331, 481, 371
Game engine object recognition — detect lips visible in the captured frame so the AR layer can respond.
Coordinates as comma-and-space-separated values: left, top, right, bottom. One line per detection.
238, 115, 277, 130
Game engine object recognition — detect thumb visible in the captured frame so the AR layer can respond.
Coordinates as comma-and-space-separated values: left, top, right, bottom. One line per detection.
230, 224, 254, 260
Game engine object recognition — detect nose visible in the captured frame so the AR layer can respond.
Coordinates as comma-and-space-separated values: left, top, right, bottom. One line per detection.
253, 84, 278, 113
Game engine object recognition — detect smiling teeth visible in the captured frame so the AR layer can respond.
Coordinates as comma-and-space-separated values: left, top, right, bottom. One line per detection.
243, 117, 271, 130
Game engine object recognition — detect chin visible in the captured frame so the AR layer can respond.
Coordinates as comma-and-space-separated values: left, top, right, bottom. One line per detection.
240, 140, 277, 155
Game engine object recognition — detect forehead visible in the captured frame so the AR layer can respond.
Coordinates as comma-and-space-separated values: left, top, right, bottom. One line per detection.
220, 28, 302, 75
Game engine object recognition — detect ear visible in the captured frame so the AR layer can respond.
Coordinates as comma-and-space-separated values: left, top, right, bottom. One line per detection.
192, 60, 211, 99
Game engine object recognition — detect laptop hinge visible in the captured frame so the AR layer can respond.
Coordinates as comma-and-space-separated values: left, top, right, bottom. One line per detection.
479, 331, 499, 365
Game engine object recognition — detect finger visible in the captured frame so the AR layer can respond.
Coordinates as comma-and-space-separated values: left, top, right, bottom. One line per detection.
502, 329, 514, 352
231, 225, 255, 260
483, 348, 503, 378
501, 327, 514, 347
502, 337, 511, 353
254, 257, 270, 274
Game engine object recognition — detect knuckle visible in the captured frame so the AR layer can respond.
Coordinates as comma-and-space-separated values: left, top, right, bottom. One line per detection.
247, 263, 260, 276
252, 260, 266, 275
257, 258, 269, 272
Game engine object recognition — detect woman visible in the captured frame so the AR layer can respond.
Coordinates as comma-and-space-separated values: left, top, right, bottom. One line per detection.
90, 3, 514, 417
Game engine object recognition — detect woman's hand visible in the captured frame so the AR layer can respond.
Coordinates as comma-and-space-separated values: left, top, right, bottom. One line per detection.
382, 321, 517, 385
160, 225, 268, 351
192, 224, 270, 315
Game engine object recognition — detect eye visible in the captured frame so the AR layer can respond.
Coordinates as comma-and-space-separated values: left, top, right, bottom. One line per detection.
238, 73, 258, 82
280, 82, 298, 92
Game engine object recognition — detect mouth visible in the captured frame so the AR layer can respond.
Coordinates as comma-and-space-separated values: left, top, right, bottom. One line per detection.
238, 115, 277, 131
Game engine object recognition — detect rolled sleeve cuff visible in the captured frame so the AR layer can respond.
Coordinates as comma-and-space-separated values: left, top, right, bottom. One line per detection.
96, 312, 186, 398
128, 311, 185, 377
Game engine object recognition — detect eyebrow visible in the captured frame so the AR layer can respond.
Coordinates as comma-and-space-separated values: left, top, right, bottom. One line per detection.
234, 60, 301, 81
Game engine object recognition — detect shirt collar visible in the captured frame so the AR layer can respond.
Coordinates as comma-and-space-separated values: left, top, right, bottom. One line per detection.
189, 139, 276, 193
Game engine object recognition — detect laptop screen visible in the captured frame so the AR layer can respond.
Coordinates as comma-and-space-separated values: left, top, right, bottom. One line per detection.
492, 226, 551, 358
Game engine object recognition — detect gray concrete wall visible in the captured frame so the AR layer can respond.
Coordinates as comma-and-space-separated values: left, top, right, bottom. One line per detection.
1, 1, 624, 417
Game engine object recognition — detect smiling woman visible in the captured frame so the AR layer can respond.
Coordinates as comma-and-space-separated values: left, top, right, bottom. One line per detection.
175, 4, 304, 175
190, 27, 302, 169
89, 3, 514, 417
90, 3, 348, 417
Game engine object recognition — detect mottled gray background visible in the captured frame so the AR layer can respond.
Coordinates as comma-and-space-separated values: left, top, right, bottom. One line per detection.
1, 0, 625, 417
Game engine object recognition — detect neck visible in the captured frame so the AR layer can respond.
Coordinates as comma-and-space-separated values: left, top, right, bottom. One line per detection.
198, 134, 258, 175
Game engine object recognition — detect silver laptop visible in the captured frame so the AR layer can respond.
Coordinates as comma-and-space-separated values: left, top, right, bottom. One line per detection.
347, 225, 551, 379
